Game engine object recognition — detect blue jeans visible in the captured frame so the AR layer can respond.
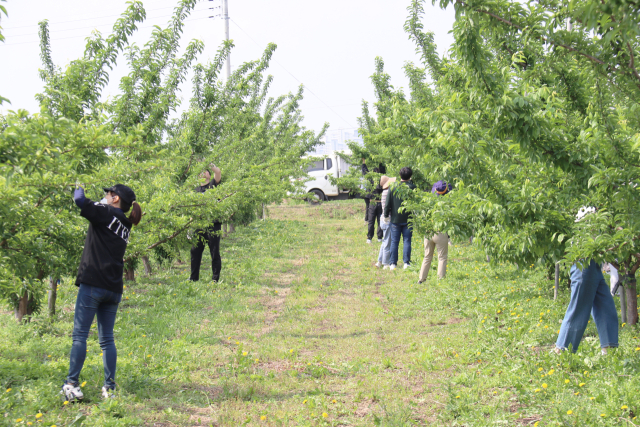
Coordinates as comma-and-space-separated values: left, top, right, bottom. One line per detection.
378, 218, 391, 265
65, 284, 121, 390
389, 223, 412, 266
556, 260, 618, 352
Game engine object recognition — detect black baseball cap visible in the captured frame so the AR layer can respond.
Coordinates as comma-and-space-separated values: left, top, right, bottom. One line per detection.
103, 184, 136, 206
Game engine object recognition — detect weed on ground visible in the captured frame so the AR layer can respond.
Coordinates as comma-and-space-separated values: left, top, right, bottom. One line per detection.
1, 200, 638, 426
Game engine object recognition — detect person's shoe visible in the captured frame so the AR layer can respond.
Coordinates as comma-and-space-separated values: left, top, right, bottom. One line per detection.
101, 386, 115, 399
374, 261, 381, 268
377, 239, 383, 242
389, 265, 396, 271
366, 239, 372, 244
552, 347, 563, 355
418, 280, 424, 284
403, 263, 411, 270
61, 383, 84, 402
382, 264, 389, 270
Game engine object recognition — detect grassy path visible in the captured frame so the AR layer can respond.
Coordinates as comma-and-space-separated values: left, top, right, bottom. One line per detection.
1, 200, 639, 426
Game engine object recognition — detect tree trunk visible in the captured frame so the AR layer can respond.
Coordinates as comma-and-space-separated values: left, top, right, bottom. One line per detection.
262, 203, 266, 220
48, 277, 57, 318
229, 222, 236, 234
623, 273, 638, 325
142, 256, 152, 276
15, 292, 35, 323
124, 259, 135, 282
15, 269, 44, 323
223, 223, 228, 238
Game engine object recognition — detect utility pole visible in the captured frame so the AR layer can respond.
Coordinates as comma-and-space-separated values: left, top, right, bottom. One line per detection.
209, 0, 230, 80
223, 0, 230, 80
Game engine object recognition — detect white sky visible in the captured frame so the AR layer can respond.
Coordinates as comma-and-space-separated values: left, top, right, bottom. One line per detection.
0, 0, 455, 135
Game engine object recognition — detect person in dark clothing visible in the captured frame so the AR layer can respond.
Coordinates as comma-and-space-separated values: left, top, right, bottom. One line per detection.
62, 184, 143, 402
384, 167, 417, 270
366, 173, 384, 243
361, 159, 370, 222
190, 165, 222, 282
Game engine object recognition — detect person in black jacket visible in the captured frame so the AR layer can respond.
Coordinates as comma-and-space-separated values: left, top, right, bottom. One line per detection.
361, 159, 370, 222
366, 171, 384, 243
190, 165, 222, 282
62, 184, 142, 402
384, 167, 417, 270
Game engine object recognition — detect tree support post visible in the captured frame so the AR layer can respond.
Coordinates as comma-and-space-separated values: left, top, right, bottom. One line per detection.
554, 263, 560, 300
48, 277, 57, 318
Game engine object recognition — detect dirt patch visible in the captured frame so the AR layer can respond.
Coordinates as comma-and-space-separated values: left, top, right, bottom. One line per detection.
258, 287, 292, 336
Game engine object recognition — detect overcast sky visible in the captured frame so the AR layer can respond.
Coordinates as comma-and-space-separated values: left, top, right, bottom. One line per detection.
0, 0, 455, 135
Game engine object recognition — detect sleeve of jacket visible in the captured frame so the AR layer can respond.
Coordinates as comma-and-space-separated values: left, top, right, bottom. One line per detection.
384, 189, 392, 218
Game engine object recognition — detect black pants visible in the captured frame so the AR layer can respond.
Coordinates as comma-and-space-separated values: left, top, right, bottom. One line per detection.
190, 222, 222, 282
367, 202, 383, 240
364, 198, 371, 221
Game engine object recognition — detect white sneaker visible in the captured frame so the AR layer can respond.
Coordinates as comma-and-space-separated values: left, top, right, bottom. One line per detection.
383, 264, 389, 270
101, 386, 115, 399
374, 262, 381, 268
377, 239, 382, 242
61, 383, 84, 402
366, 239, 372, 244
389, 265, 396, 271
403, 264, 411, 269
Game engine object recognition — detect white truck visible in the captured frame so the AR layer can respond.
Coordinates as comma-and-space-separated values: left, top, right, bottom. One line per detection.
300, 151, 354, 203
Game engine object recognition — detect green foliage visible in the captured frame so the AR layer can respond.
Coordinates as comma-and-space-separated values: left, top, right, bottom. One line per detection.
0, 0, 326, 317
352, 0, 640, 319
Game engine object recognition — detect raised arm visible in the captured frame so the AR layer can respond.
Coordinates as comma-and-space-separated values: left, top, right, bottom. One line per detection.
211, 164, 221, 185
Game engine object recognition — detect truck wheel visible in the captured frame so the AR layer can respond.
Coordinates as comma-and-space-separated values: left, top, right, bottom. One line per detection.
307, 189, 324, 205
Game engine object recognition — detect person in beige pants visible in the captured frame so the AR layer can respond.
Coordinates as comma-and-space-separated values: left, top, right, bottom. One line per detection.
418, 180, 452, 284
418, 233, 449, 283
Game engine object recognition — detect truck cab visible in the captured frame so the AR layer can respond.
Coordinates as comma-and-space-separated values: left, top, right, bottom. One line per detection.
302, 151, 353, 202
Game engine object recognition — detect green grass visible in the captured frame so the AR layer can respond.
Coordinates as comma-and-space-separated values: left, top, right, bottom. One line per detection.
1, 200, 639, 426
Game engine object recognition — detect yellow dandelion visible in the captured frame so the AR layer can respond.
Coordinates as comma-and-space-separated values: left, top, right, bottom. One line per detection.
322, 412, 328, 418
537, 367, 543, 372
534, 388, 541, 393
567, 410, 573, 415
564, 379, 570, 384
63, 401, 69, 405
601, 414, 606, 417
542, 383, 548, 389
36, 413, 43, 419
147, 355, 151, 358
242, 352, 248, 356
16, 419, 23, 423
260, 415, 266, 421
303, 399, 307, 404
456, 395, 460, 398
622, 405, 628, 410
6, 388, 11, 392
579, 382, 585, 387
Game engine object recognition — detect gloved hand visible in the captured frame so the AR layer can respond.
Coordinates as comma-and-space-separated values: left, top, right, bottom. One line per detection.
74, 187, 86, 208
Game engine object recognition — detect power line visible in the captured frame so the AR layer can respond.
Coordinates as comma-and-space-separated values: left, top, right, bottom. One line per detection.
0, 16, 214, 48
230, 18, 356, 129
4, 9, 211, 39
2, 4, 181, 30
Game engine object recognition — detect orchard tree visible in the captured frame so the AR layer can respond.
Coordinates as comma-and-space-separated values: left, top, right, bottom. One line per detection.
0, 0, 325, 321
351, 0, 640, 323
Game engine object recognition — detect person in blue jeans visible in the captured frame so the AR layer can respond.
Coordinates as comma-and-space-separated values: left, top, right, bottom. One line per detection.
555, 259, 619, 354
383, 167, 416, 270
62, 184, 142, 402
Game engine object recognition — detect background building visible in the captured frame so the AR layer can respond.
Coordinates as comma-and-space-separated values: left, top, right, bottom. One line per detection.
312, 128, 363, 155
